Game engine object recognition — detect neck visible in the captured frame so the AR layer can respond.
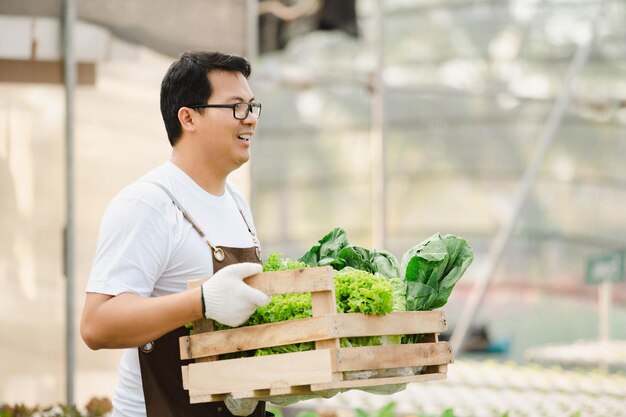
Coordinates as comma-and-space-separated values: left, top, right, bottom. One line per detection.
170, 151, 228, 196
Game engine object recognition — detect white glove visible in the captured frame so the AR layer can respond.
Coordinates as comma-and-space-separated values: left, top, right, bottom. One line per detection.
201, 263, 269, 327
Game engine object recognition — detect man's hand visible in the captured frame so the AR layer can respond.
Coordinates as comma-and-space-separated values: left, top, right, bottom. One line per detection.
202, 263, 270, 327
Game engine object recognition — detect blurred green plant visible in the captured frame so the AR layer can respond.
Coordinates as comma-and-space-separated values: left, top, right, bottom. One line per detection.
1, 401, 584, 417
0, 398, 112, 417
355, 402, 397, 417
83, 398, 112, 417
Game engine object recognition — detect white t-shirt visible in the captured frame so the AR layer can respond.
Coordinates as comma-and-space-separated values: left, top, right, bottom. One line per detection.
86, 161, 258, 417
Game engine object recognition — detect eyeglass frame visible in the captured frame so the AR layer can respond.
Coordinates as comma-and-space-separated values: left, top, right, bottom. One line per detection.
186, 101, 262, 120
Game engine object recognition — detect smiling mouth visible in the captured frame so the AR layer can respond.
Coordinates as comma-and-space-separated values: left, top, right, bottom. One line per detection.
237, 134, 252, 142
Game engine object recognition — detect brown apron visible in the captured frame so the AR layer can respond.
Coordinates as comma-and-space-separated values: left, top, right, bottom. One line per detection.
138, 246, 266, 417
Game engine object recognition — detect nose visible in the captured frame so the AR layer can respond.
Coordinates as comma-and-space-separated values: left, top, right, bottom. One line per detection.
242, 108, 258, 126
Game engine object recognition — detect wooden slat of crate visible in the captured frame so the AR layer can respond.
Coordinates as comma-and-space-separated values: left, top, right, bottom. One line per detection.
180, 315, 330, 360
181, 310, 448, 360
186, 267, 335, 296
189, 386, 315, 404
183, 267, 453, 403
328, 310, 447, 338
187, 365, 448, 402
230, 385, 313, 400
248, 267, 335, 295
184, 267, 336, 362
189, 394, 226, 404
184, 342, 451, 399
310, 365, 448, 391
187, 349, 334, 396
336, 342, 452, 372
310, 277, 341, 382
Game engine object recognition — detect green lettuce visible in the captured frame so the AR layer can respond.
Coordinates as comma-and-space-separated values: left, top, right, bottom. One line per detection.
401, 233, 473, 311
263, 251, 309, 272
232, 253, 397, 356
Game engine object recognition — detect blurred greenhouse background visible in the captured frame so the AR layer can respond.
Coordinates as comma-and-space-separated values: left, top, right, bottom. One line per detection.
1, 0, 625, 416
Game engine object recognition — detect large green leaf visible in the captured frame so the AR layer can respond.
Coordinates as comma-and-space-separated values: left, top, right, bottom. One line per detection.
401, 233, 473, 310
406, 281, 438, 311
299, 227, 348, 266
318, 228, 348, 259
338, 245, 372, 272
370, 249, 401, 279
430, 235, 474, 308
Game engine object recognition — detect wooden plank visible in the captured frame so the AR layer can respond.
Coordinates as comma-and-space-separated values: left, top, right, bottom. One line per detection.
192, 369, 448, 402
180, 310, 448, 360
180, 316, 331, 360
329, 311, 447, 338
188, 349, 333, 395
336, 342, 453, 372
246, 267, 335, 295
189, 394, 226, 404
191, 319, 217, 363
0, 59, 96, 85
268, 385, 313, 397
230, 390, 260, 400
181, 365, 189, 390
310, 368, 447, 391
227, 385, 313, 399
186, 267, 334, 296
421, 333, 438, 343
311, 278, 341, 381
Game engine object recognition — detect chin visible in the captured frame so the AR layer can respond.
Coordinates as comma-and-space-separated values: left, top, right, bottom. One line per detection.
234, 154, 250, 167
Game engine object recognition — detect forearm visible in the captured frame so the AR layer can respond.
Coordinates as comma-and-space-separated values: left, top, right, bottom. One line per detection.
81, 288, 203, 350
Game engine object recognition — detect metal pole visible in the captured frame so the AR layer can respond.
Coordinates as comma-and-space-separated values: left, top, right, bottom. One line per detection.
246, 0, 259, 207
370, 0, 385, 249
63, 0, 76, 407
246, 0, 259, 60
450, 0, 608, 354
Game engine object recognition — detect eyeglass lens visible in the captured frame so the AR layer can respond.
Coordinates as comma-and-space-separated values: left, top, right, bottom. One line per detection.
234, 103, 261, 119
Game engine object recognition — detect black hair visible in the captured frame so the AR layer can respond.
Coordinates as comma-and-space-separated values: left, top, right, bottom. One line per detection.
160, 51, 251, 146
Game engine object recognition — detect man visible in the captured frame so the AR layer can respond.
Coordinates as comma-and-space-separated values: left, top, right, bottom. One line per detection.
80, 52, 270, 417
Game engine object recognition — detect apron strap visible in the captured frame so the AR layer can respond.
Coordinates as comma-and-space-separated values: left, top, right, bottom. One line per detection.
148, 181, 226, 261
225, 183, 261, 258
148, 181, 260, 262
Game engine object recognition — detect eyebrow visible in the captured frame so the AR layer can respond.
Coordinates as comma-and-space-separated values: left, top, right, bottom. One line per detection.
228, 96, 256, 103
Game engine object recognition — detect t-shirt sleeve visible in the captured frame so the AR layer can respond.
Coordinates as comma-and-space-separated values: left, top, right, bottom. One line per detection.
86, 194, 173, 297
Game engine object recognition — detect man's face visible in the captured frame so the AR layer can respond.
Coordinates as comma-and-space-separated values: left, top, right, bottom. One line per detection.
192, 70, 257, 173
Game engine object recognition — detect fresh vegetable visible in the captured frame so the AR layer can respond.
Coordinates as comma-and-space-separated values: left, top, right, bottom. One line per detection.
299, 228, 401, 279
400, 233, 473, 343
218, 252, 398, 355
334, 267, 395, 315
262, 251, 308, 272
401, 233, 473, 311
215, 227, 473, 355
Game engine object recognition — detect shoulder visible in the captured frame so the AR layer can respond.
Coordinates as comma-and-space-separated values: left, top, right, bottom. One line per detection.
113, 163, 179, 211
103, 165, 181, 227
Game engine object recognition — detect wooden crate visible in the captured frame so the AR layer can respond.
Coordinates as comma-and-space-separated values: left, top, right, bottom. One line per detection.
180, 266, 452, 404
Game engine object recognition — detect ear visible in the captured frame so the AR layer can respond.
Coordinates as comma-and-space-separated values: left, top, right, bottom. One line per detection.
178, 107, 196, 133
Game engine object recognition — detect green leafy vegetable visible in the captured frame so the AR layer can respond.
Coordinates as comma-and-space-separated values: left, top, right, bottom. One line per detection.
263, 252, 308, 272
401, 233, 473, 311
217, 228, 474, 356
230, 253, 398, 356
334, 267, 394, 315
299, 227, 401, 280
299, 228, 348, 269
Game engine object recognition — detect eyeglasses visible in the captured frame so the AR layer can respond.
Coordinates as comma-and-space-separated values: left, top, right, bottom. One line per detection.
187, 101, 262, 120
